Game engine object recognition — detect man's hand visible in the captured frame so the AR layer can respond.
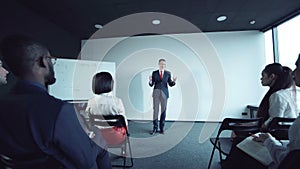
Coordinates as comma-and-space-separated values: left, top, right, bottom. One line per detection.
173, 76, 177, 82
149, 75, 152, 81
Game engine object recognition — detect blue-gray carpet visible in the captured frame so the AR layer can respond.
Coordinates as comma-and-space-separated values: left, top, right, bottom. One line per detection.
108, 120, 224, 169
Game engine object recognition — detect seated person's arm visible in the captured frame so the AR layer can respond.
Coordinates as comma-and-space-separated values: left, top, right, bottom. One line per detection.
254, 133, 287, 166
116, 98, 128, 126
265, 94, 286, 127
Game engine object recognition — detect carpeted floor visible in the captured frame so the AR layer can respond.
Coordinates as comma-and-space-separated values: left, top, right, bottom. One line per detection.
108, 120, 226, 169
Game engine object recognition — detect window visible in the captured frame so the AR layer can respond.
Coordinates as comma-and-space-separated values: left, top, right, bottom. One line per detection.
277, 14, 300, 112
264, 14, 300, 112
264, 29, 274, 64
277, 14, 300, 70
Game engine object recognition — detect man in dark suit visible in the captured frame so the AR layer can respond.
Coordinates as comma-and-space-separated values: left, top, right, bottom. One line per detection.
149, 58, 177, 135
0, 35, 111, 169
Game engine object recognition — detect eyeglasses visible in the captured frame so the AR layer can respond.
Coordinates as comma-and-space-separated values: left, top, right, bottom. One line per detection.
45, 56, 57, 65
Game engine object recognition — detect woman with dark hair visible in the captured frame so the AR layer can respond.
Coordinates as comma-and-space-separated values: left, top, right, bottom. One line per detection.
85, 72, 127, 145
222, 57, 300, 169
232, 63, 297, 139
256, 63, 297, 129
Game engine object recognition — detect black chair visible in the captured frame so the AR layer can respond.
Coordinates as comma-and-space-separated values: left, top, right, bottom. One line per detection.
277, 149, 300, 169
207, 117, 263, 169
267, 117, 296, 140
246, 105, 259, 118
89, 114, 133, 168
0, 154, 14, 169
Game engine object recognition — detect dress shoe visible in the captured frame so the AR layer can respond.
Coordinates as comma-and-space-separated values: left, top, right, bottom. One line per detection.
150, 129, 157, 135
159, 130, 164, 134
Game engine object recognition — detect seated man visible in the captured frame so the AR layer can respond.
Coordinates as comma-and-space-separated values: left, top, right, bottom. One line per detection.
0, 35, 111, 169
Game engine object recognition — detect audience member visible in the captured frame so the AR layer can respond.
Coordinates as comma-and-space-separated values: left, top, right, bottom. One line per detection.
232, 63, 297, 140
223, 56, 300, 169
86, 72, 128, 146
0, 59, 9, 85
257, 64, 297, 129
0, 35, 111, 169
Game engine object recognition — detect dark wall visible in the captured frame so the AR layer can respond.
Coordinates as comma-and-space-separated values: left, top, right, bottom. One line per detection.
0, 0, 81, 95
0, 0, 81, 58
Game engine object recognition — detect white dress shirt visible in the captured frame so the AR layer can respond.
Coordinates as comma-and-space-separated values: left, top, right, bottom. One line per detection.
266, 89, 297, 126
85, 92, 127, 126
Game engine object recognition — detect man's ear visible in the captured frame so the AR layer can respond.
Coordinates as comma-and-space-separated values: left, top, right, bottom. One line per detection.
36, 56, 47, 68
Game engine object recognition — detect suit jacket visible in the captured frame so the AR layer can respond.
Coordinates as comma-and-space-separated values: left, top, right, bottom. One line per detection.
149, 70, 175, 98
0, 81, 106, 169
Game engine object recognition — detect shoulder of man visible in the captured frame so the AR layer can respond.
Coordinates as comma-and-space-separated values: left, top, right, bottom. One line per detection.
164, 70, 171, 74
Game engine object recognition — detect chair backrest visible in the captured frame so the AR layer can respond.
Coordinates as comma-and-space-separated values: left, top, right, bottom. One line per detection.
89, 114, 128, 135
0, 153, 14, 168
267, 117, 295, 140
217, 118, 263, 137
277, 149, 300, 169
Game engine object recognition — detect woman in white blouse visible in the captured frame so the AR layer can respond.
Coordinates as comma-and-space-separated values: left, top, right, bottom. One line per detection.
257, 64, 297, 129
232, 64, 297, 139
254, 57, 300, 169
223, 56, 300, 169
86, 72, 127, 145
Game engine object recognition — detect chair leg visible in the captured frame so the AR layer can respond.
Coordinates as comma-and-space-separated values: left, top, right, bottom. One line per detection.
123, 143, 127, 169
218, 141, 223, 162
112, 138, 133, 168
207, 142, 217, 169
127, 138, 134, 168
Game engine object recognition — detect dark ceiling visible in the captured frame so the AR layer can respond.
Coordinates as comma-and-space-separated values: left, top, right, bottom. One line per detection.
16, 0, 300, 39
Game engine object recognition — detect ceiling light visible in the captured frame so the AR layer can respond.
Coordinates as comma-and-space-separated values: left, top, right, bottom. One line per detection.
94, 24, 103, 29
152, 19, 161, 25
217, 15, 227, 22
250, 20, 256, 25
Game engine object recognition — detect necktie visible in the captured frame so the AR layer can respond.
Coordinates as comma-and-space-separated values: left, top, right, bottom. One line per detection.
160, 71, 163, 79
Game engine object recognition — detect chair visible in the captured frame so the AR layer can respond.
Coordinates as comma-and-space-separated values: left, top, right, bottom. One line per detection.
207, 117, 263, 169
267, 117, 296, 140
246, 105, 259, 118
0, 153, 14, 169
277, 149, 300, 169
89, 114, 133, 168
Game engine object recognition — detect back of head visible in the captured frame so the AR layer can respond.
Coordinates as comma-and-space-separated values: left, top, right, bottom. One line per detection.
0, 35, 48, 77
281, 66, 294, 88
92, 72, 114, 94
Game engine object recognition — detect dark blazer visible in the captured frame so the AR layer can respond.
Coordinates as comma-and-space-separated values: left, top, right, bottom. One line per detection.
149, 70, 176, 98
0, 81, 107, 169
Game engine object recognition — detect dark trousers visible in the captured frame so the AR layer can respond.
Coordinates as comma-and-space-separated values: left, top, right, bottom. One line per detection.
153, 89, 167, 131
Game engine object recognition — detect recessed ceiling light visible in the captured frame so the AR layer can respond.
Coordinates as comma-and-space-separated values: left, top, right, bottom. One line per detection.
152, 19, 161, 25
94, 24, 103, 29
217, 15, 227, 22
250, 20, 256, 25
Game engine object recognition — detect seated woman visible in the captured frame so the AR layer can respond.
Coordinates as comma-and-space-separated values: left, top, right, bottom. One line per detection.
232, 64, 297, 139
223, 55, 300, 169
257, 64, 297, 130
85, 72, 127, 145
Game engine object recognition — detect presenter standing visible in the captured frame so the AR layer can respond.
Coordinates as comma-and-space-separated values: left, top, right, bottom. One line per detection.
149, 59, 176, 135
